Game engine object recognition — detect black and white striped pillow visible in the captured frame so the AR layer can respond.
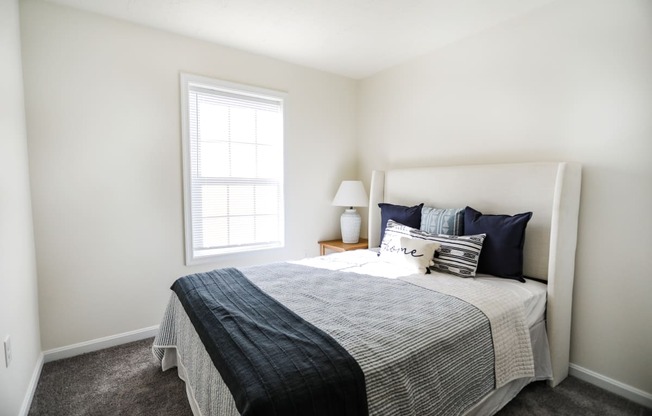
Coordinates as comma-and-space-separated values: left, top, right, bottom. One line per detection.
382, 219, 486, 277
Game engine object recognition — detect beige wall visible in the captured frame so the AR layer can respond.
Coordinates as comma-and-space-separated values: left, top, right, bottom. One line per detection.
358, 0, 652, 393
20, 0, 357, 351
0, 0, 42, 414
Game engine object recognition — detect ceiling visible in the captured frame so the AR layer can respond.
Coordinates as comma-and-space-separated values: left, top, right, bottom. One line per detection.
42, 0, 555, 79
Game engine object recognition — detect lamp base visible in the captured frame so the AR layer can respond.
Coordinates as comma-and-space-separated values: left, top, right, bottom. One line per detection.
340, 208, 361, 244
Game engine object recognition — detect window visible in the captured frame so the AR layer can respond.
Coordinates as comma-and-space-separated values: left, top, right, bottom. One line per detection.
181, 73, 285, 263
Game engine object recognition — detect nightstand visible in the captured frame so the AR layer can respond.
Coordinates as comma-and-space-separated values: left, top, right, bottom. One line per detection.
318, 238, 368, 256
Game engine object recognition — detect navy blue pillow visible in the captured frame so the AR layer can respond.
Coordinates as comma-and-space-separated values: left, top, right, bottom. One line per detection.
378, 203, 424, 244
464, 206, 532, 282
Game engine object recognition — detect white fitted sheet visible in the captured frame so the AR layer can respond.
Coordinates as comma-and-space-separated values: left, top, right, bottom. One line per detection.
292, 249, 547, 328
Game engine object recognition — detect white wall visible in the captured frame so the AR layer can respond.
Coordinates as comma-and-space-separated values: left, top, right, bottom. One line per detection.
0, 0, 42, 414
358, 0, 652, 394
20, 0, 357, 351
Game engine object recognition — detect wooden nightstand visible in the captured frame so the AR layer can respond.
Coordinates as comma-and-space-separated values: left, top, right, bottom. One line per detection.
318, 239, 368, 256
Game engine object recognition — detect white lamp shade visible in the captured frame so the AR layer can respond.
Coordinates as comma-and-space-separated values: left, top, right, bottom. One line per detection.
332, 181, 368, 207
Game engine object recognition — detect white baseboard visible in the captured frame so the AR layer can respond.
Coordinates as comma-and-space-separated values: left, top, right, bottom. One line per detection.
43, 325, 159, 363
18, 352, 44, 416
569, 363, 652, 409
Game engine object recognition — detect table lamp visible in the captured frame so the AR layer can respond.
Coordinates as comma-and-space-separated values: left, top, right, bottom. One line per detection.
332, 180, 368, 243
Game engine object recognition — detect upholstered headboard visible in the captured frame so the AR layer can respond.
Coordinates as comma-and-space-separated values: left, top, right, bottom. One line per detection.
368, 162, 582, 387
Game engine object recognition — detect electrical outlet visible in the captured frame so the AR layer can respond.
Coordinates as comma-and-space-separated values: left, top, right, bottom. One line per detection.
4, 336, 11, 368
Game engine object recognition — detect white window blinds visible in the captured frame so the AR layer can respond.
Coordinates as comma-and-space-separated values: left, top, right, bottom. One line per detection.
181, 74, 285, 263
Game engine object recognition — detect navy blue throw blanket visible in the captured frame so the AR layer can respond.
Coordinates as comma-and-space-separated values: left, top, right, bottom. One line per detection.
171, 268, 368, 416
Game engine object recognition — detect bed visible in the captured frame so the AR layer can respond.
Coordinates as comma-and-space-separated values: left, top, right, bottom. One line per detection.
153, 161, 582, 416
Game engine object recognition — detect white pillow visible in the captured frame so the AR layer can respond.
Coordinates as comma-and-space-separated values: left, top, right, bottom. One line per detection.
379, 235, 440, 274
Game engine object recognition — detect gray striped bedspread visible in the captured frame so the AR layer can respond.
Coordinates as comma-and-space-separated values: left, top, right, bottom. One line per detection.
153, 262, 534, 415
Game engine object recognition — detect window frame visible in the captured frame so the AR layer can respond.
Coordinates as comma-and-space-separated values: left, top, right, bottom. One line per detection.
180, 73, 286, 265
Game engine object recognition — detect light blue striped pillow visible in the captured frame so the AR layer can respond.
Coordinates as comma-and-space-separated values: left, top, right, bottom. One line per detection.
420, 206, 465, 236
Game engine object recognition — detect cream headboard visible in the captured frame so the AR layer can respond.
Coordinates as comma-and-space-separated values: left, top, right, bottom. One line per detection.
368, 162, 582, 387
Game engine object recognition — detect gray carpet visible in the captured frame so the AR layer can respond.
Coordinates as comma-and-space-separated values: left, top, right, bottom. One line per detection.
29, 338, 192, 416
496, 378, 650, 416
29, 338, 650, 416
